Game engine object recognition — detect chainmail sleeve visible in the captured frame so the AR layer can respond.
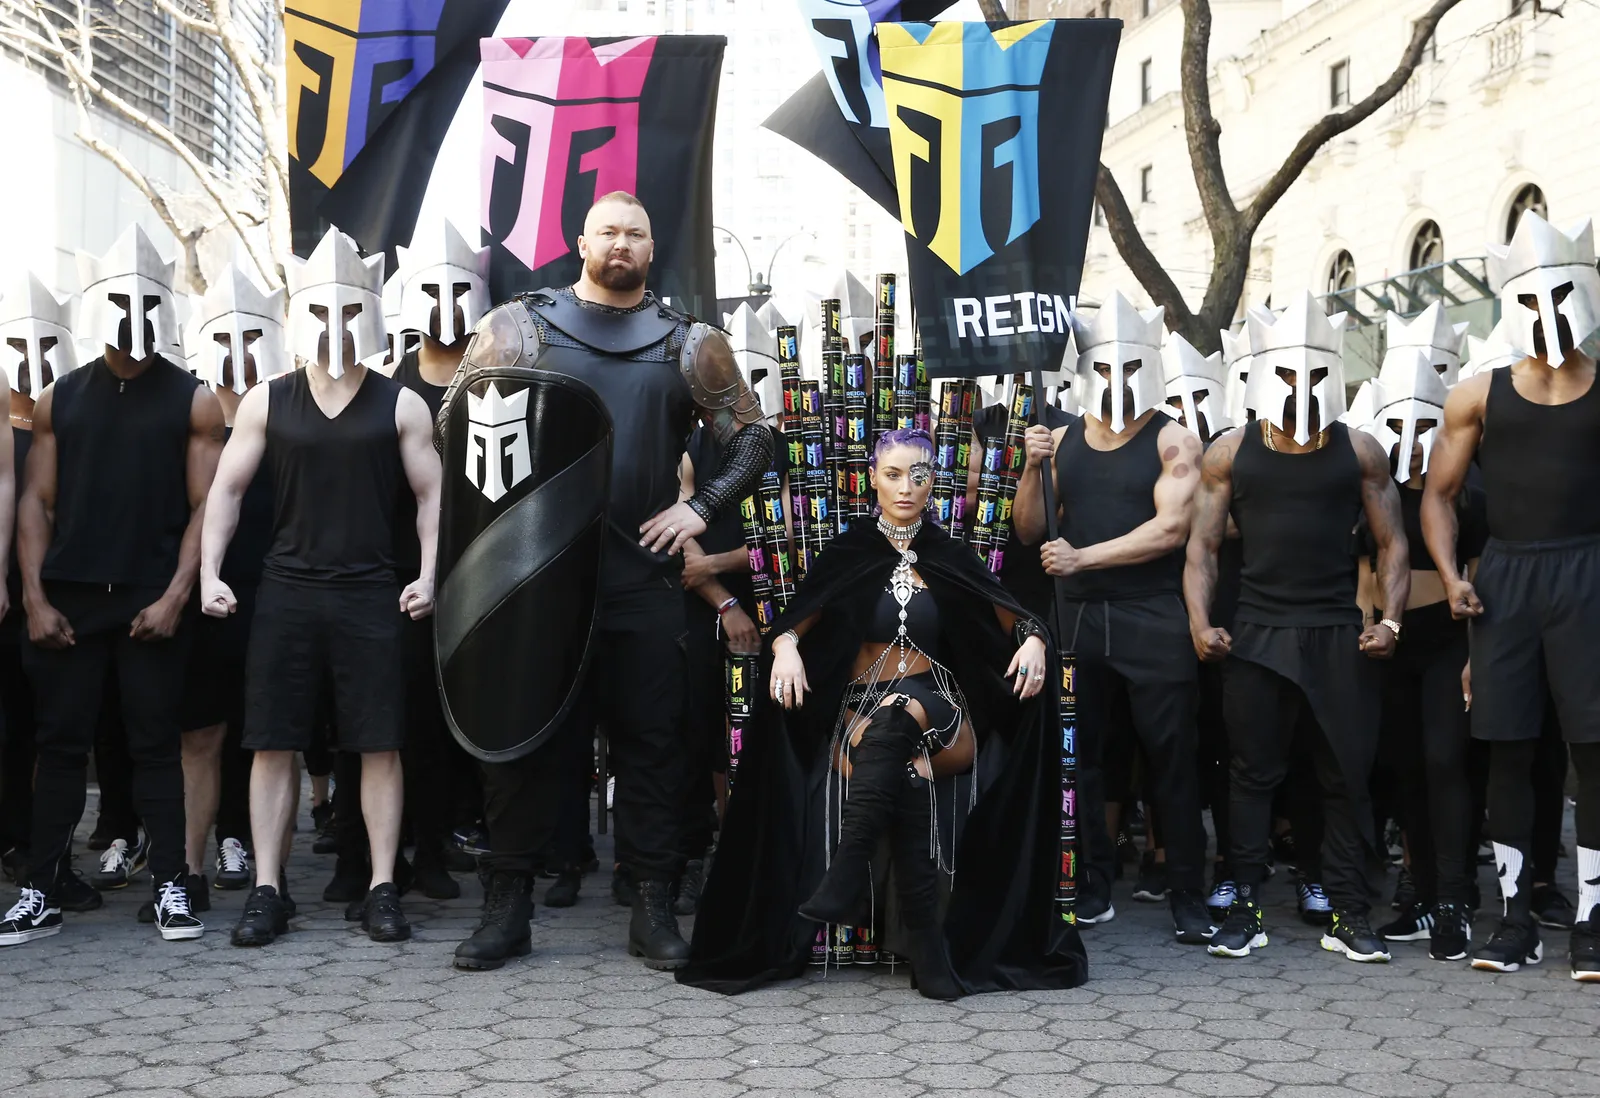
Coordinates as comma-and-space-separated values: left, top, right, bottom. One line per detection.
687, 422, 775, 524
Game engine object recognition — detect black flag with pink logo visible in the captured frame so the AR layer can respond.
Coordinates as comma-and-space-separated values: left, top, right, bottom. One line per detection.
479, 36, 726, 318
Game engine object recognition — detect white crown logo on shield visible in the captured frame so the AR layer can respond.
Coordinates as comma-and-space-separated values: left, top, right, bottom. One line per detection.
465, 382, 531, 503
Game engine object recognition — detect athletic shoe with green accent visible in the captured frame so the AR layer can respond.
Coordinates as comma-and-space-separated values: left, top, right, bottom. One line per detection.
1321, 911, 1391, 963
1207, 886, 1267, 958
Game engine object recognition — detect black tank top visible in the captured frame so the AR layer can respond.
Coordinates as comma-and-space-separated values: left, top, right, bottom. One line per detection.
43, 356, 197, 588
975, 401, 1073, 615
220, 424, 276, 589
1053, 412, 1182, 600
1478, 366, 1600, 542
1232, 421, 1363, 628
865, 584, 941, 659
261, 368, 404, 587
391, 351, 449, 578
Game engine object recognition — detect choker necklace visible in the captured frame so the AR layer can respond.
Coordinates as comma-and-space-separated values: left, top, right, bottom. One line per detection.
1262, 420, 1327, 452
878, 514, 921, 542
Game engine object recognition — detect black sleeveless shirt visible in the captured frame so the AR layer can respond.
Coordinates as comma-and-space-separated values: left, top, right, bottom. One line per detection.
261, 368, 404, 587
1478, 366, 1600, 542
391, 350, 449, 579
1053, 412, 1182, 600
1232, 421, 1364, 628
43, 356, 197, 589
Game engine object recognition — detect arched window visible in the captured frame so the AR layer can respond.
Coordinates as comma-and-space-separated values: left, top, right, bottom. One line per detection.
1506, 184, 1547, 242
1326, 250, 1357, 293
1409, 221, 1445, 270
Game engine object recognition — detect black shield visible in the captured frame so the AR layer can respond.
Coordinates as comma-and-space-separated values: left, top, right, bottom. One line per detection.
434, 366, 613, 762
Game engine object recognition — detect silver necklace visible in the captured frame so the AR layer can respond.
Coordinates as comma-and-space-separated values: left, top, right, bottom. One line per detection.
881, 520, 921, 674
878, 514, 921, 542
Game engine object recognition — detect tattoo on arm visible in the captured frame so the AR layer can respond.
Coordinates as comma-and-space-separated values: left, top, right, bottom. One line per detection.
1357, 433, 1410, 617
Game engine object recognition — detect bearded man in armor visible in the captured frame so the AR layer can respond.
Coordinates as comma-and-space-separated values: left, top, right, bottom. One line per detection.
438, 192, 774, 971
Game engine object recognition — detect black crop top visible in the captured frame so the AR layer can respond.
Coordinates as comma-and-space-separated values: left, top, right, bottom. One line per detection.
866, 583, 942, 659
1358, 467, 1488, 572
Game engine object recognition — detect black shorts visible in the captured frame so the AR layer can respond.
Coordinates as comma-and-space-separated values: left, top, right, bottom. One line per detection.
179, 584, 255, 731
242, 578, 405, 753
1470, 535, 1600, 744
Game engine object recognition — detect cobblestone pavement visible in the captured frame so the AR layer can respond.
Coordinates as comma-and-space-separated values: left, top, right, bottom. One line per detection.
3, 796, 1598, 1098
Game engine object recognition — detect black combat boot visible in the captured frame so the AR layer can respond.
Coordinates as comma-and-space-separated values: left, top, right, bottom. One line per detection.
453, 871, 534, 971
629, 878, 690, 970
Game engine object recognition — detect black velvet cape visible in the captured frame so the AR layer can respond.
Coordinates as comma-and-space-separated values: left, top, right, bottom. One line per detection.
678, 520, 1089, 995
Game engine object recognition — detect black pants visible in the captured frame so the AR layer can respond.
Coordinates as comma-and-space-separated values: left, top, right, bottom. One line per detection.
1196, 662, 1229, 870
1488, 741, 1599, 863
1223, 625, 1381, 914
680, 598, 729, 857
401, 617, 474, 865
1067, 596, 1204, 896
23, 584, 191, 888
481, 602, 690, 880
0, 635, 33, 853
1380, 603, 1473, 905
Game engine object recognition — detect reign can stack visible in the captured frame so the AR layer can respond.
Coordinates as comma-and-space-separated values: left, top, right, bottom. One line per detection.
914, 333, 932, 433
984, 375, 1034, 574
893, 353, 918, 431
821, 298, 845, 536
757, 470, 793, 612
777, 325, 811, 579
931, 380, 975, 540
800, 380, 832, 562
1058, 654, 1080, 920
843, 353, 871, 521
872, 273, 896, 443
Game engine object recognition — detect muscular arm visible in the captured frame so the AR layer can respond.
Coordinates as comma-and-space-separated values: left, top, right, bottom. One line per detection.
201, 384, 270, 592
17, 386, 54, 616
171, 385, 225, 598
1354, 430, 1411, 625
1082, 423, 1201, 570
1012, 425, 1066, 547
1183, 430, 1241, 638
1421, 377, 1488, 587
0, 386, 14, 591
397, 388, 443, 595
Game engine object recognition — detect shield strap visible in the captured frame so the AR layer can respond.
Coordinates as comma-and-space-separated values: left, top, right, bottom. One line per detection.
434, 436, 609, 671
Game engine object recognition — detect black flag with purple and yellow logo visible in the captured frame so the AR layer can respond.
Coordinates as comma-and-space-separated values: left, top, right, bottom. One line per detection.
478, 36, 725, 319
285, 0, 510, 257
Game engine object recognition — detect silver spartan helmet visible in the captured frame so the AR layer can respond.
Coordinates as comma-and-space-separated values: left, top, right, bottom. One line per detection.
1070, 291, 1166, 432
464, 381, 532, 503
831, 270, 877, 353
1219, 304, 1275, 426
380, 271, 408, 367
1360, 347, 1451, 478
76, 224, 183, 363
188, 263, 288, 394
0, 272, 78, 398
724, 302, 781, 423
395, 219, 491, 347
1244, 291, 1349, 445
1160, 331, 1229, 441
1486, 212, 1600, 365
1385, 302, 1470, 385
1461, 316, 1522, 380
285, 228, 387, 380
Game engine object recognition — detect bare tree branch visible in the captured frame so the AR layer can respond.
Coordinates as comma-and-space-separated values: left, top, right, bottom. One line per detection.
1094, 165, 1195, 332
1243, 0, 1462, 232
1178, 0, 1237, 248
152, 0, 218, 36
975, 0, 1008, 21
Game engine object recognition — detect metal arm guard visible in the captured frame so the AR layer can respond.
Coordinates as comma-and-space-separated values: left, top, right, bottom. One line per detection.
687, 422, 775, 525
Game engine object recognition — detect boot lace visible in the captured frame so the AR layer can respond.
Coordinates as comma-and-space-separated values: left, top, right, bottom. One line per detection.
477, 875, 522, 929
4, 888, 46, 922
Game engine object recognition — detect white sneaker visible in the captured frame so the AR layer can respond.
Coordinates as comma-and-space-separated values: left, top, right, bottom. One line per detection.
94, 835, 148, 889
214, 838, 252, 890
153, 877, 205, 941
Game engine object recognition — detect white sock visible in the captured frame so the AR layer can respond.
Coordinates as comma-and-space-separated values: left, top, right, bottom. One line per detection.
1493, 842, 1526, 917
1578, 846, 1600, 925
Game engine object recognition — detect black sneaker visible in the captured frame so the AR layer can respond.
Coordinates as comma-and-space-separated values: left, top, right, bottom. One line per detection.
1206, 877, 1237, 920
1531, 884, 1577, 930
1429, 903, 1471, 961
1571, 921, 1600, 983
56, 865, 103, 913
1378, 902, 1435, 942
361, 883, 411, 942
153, 875, 205, 941
231, 885, 288, 947
1075, 891, 1116, 925
1133, 853, 1169, 903
1208, 888, 1267, 958
312, 812, 340, 855
185, 873, 211, 914
213, 838, 252, 890
1471, 919, 1542, 972
1171, 889, 1215, 944
411, 855, 461, 901
93, 834, 148, 889
0, 887, 62, 946
1391, 866, 1417, 911
311, 801, 333, 833
323, 854, 370, 903
1320, 911, 1391, 963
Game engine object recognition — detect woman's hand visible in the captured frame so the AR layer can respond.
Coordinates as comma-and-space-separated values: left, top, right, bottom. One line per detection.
1005, 635, 1049, 699
770, 637, 810, 709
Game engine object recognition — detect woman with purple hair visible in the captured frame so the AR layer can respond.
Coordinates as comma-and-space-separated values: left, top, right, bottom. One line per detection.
680, 429, 1088, 1000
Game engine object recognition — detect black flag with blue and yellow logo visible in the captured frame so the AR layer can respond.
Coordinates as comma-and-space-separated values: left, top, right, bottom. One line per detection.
879, 20, 1118, 378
